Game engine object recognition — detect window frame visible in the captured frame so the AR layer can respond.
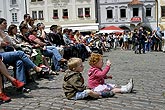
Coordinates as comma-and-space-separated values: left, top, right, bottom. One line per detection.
53, 9, 59, 19
31, 0, 43, 2
161, 6, 165, 17
62, 9, 68, 19
107, 9, 113, 19
38, 10, 44, 20
11, 0, 17, 5
85, 8, 90, 17
12, 13, 18, 22
32, 11, 37, 20
146, 7, 151, 17
78, 8, 83, 18
133, 8, 139, 17
120, 9, 126, 18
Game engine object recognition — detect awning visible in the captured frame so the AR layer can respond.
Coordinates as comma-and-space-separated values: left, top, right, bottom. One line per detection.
61, 23, 99, 32
98, 25, 124, 34
44, 23, 99, 33
131, 17, 141, 22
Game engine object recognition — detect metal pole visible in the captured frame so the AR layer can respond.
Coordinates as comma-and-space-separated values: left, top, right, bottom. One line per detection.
155, 0, 158, 27
25, 0, 27, 14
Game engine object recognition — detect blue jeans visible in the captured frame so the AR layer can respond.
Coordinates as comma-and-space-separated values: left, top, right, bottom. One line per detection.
42, 46, 62, 71
0, 51, 37, 83
71, 90, 89, 100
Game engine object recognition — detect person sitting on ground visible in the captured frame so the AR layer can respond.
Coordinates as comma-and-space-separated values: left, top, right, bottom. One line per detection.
0, 55, 24, 102
88, 53, 134, 94
63, 57, 101, 100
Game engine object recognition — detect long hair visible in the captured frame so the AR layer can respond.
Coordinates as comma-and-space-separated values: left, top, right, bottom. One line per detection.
8, 24, 17, 36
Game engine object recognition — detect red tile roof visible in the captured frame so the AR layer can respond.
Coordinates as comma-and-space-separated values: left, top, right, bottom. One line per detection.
128, 0, 143, 5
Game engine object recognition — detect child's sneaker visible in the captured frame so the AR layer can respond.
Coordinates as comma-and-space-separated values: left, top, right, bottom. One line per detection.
12, 79, 25, 88
0, 92, 11, 102
125, 78, 133, 93
101, 90, 115, 98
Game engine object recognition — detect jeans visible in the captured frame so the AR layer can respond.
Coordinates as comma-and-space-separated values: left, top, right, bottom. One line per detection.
0, 51, 37, 83
71, 90, 89, 100
42, 46, 62, 71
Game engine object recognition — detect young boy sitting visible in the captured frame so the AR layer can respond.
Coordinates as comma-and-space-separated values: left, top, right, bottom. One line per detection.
63, 57, 114, 100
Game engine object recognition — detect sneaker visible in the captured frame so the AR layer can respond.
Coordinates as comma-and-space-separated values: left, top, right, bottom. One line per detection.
126, 78, 133, 93
22, 87, 31, 93
17, 87, 31, 93
101, 91, 115, 98
0, 93, 11, 102
12, 79, 25, 88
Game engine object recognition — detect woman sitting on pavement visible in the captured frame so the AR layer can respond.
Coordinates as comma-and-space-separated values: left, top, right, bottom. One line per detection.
28, 26, 67, 72
0, 55, 24, 102
0, 18, 49, 92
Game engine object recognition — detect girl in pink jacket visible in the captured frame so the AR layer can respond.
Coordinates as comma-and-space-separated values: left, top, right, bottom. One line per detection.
88, 53, 134, 94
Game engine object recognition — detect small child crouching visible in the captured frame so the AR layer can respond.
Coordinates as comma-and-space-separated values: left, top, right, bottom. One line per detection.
63, 58, 103, 100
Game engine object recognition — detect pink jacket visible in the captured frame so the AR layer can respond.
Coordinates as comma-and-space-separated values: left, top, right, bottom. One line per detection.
87, 65, 110, 89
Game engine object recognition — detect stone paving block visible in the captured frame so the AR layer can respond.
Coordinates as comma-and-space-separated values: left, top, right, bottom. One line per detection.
1, 50, 165, 109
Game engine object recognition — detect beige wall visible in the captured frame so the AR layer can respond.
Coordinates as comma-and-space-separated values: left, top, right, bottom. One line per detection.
160, 0, 165, 30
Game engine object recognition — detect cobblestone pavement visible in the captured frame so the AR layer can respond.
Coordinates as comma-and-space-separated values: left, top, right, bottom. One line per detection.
0, 49, 165, 110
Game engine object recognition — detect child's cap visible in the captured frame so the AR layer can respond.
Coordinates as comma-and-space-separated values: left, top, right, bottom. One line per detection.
89, 53, 102, 66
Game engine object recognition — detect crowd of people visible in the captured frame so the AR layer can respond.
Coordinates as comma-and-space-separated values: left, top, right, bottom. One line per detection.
1, 13, 164, 102
0, 14, 99, 102
101, 26, 164, 54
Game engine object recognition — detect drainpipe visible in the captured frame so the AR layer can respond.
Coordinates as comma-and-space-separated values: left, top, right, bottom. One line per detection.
25, 0, 27, 14
155, 0, 158, 27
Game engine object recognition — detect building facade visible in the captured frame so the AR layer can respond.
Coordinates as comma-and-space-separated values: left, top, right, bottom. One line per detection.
27, 0, 98, 32
97, 0, 157, 32
158, 0, 165, 33
0, 0, 26, 27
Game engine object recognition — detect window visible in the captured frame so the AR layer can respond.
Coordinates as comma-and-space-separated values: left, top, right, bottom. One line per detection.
11, 0, 17, 5
146, 8, 151, 17
133, 8, 139, 16
31, 0, 36, 2
63, 9, 68, 19
53, 10, 58, 19
107, 10, 113, 19
38, 11, 44, 20
78, 8, 83, 18
31, 0, 43, 2
32, 11, 37, 20
12, 13, 17, 22
161, 6, 165, 17
85, 8, 90, 17
120, 9, 126, 18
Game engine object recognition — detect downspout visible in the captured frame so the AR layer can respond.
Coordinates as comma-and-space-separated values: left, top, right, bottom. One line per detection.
155, 0, 158, 27
25, 0, 27, 14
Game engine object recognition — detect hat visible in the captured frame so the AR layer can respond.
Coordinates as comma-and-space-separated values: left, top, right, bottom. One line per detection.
36, 23, 43, 27
50, 25, 57, 31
